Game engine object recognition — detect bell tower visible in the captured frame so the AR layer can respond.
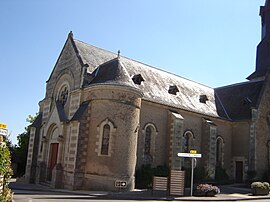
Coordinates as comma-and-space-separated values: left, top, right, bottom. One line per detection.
248, 0, 270, 80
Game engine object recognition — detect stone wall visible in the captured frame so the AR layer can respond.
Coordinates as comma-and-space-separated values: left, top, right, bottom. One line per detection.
83, 85, 142, 191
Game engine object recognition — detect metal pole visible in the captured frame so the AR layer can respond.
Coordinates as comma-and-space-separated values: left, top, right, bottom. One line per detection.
190, 157, 194, 196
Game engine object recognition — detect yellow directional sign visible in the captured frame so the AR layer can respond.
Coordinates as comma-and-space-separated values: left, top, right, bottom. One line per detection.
190, 150, 197, 154
0, 123, 7, 136
0, 123, 7, 129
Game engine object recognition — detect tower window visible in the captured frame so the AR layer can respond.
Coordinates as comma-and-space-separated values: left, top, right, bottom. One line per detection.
168, 85, 179, 95
101, 124, 110, 155
96, 118, 116, 157
132, 74, 145, 85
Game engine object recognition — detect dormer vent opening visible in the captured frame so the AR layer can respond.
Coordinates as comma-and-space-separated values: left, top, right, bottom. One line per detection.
132, 74, 145, 85
199, 94, 208, 103
168, 85, 179, 95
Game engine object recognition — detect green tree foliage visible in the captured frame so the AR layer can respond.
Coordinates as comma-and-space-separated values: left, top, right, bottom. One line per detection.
0, 141, 13, 202
14, 114, 37, 176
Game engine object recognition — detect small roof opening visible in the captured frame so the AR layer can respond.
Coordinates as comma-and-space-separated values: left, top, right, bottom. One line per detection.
199, 94, 208, 103
168, 85, 179, 95
132, 74, 145, 85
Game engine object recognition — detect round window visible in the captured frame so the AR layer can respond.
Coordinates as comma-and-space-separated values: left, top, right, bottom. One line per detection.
58, 85, 69, 106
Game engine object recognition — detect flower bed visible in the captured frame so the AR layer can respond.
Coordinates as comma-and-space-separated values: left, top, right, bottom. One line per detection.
195, 184, 220, 197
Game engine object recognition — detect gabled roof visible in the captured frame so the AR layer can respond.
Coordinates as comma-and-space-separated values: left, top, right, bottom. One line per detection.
74, 39, 219, 117
72, 36, 264, 120
215, 80, 264, 121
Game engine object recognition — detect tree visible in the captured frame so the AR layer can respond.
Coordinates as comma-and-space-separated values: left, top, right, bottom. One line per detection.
0, 137, 13, 201
14, 114, 37, 176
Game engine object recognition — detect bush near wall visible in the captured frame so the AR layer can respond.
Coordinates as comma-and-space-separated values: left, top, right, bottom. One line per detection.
135, 164, 169, 189
0, 143, 13, 202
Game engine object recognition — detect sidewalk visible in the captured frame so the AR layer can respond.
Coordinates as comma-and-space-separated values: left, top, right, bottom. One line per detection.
9, 179, 270, 201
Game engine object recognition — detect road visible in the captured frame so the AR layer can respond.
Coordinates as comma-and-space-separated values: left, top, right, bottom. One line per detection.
12, 190, 270, 202
10, 181, 270, 202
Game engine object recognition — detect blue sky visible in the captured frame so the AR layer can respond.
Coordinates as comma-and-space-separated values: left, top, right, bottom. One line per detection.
0, 0, 265, 144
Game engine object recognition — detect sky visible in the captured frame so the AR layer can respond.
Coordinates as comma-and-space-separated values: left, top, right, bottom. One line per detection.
0, 0, 266, 144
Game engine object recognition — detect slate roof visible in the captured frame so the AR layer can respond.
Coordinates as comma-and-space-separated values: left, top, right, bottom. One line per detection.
31, 113, 42, 128
73, 38, 264, 120
90, 57, 140, 91
215, 80, 264, 120
56, 101, 69, 122
71, 101, 90, 121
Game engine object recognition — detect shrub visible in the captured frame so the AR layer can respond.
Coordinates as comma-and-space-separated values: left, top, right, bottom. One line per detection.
135, 164, 169, 189
215, 166, 230, 184
0, 141, 13, 202
251, 182, 270, 189
247, 170, 256, 183
251, 182, 270, 196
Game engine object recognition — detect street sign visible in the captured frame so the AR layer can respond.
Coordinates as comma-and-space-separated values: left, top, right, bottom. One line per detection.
177, 151, 202, 197
190, 150, 197, 154
0, 129, 7, 136
115, 180, 127, 188
177, 153, 202, 158
0, 123, 7, 129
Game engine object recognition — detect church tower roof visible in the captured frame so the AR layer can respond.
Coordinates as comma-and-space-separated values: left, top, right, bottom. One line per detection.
247, 0, 270, 80
89, 57, 140, 91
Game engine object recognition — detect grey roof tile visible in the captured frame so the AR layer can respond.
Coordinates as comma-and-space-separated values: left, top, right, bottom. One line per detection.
56, 101, 69, 122
74, 39, 263, 120
90, 57, 140, 90
215, 80, 264, 120
71, 101, 89, 121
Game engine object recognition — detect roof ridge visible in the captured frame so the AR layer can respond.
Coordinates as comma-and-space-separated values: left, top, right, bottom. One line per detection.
215, 79, 264, 90
73, 38, 213, 89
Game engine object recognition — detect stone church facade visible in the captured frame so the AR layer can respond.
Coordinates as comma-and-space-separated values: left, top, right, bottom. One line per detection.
26, 0, 270, 191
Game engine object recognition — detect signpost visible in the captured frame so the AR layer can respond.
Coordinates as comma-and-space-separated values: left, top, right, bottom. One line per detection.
115, 180, 127, 192
0, 123, 7, 137
177, 150, 202, 196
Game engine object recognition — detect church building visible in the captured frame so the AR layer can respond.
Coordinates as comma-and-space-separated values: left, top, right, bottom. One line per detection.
26, 0, 270, 191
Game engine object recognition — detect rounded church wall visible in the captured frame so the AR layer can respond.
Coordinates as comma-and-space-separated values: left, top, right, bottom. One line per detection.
84, 86, 142, 191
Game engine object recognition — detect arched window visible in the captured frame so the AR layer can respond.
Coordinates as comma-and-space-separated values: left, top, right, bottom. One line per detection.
183, 131, 194, 153
101, 124, 110, 155
216, 137, 224, 167
144, 126, 153, 156
181, 131, 194, 169
96, 118, 116, 157
142, 123, 157, 163
57, 84, 69, 106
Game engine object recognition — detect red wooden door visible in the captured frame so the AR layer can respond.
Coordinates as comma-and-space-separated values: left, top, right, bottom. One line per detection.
47, 143, 59, 181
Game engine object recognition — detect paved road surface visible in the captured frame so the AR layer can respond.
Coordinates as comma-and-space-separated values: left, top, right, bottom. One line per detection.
10, 181, 270, 202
